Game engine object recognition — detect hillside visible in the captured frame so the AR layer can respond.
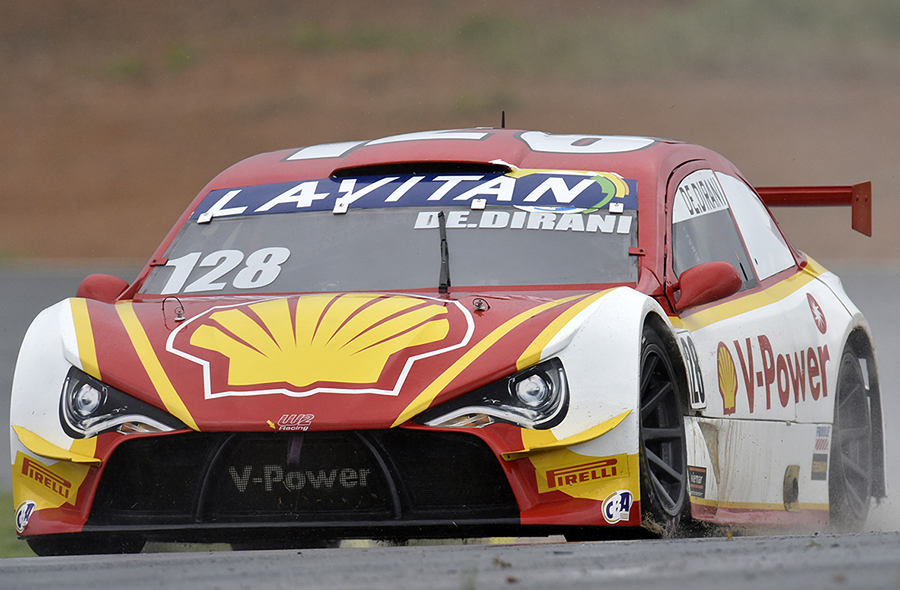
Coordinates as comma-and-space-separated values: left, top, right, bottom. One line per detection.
2, 0, 899, 264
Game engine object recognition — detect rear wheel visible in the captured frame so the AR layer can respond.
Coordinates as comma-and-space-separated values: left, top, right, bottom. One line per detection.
829, 349, 873, 531
638, 327, 688, 536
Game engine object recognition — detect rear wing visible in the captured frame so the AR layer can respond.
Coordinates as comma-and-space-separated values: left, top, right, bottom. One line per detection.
756, 182, 872, 236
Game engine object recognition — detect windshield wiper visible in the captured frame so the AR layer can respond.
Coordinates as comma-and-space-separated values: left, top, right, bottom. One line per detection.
438, 211, 451, 294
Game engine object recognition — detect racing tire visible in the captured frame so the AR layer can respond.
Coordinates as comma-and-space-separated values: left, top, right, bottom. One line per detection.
638, 326, 689, 536
829, 349, 874, 531
26, 533, 145, 556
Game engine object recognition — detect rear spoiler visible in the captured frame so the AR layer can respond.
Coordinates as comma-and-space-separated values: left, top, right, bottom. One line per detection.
756, 182, 872, 236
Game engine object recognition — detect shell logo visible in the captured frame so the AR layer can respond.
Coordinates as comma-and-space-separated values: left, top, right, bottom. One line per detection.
807, 293, 827, 334
168, 293, 473, 399
717, 342, 738, 415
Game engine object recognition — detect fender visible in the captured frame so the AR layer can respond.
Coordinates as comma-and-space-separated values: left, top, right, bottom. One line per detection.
522, 286, 683, 455
10, 299, 82, 461
815, 269, 884, 498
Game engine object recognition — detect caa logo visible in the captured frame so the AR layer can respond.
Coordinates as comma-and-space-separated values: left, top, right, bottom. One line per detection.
602, 490, 633, 524
15, 501, 36, 534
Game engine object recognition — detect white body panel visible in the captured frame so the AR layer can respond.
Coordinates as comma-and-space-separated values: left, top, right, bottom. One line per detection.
9, 300, 81, 464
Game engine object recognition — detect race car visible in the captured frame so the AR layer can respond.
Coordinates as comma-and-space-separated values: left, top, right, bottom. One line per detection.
10, 128, 884, 555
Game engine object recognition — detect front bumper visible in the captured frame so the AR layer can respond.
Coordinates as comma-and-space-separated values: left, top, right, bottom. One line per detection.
14, 427, 643, 544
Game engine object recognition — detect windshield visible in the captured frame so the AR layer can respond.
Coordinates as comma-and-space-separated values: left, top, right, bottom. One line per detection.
140, 172, 639, 295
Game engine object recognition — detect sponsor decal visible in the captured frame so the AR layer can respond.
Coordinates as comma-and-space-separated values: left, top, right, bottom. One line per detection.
815, 425, 831, 451
168, 293, 474, 399
811, 453, 828, 481
21, 457, 72, 501
673, 170, 729, 223
518, 131, 655, 155
717, 335, 831, 413
688, 466, 707, 499
602, 490, 634, 524
412, 209, 634, 234
15, 501, 36, 534
807, 293, 827, 334
285, 131, 655, 161
679, 333, 706, 409
160, 247, 290, 295
545, 455, 627, 490
190, 170, 638, 222
229, 465, 372, 493
268, 414, 315, 432
717, 342, 738, 415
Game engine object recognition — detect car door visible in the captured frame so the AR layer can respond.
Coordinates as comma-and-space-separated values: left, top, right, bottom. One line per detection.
665, 162, 799, 423
714, 171, 842, 427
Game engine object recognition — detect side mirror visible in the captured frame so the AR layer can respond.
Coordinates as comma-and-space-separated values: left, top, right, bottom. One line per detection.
675, 261, 742, 311
76, 274, 130, 304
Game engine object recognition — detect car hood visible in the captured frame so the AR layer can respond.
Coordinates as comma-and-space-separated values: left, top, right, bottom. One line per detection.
68, 290, 612, 431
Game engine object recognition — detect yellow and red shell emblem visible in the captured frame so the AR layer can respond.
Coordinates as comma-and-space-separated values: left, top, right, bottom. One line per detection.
716, 341, 738, 415
167, 293, 473, 399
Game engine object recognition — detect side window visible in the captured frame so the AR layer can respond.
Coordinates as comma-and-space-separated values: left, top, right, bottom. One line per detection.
715, 172, 796, 280
672, 169, 756, 291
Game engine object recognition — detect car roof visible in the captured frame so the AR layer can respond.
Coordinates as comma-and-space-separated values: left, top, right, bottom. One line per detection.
133, 129, 747, 300
197, 129, 732, 192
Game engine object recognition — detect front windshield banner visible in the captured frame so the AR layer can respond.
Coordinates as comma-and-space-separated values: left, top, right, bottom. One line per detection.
141, 172, 639, 295
192, 170, 637, 222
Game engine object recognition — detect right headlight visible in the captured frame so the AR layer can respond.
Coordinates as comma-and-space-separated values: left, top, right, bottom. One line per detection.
60, 366, 187, 438
417, 358, 569, 430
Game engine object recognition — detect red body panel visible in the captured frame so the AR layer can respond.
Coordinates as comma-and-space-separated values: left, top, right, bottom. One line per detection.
85, 291, 597, 432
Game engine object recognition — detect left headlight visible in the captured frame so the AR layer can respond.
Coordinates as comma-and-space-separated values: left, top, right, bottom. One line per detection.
417, 358, 569, 430
60, 367, 187, 438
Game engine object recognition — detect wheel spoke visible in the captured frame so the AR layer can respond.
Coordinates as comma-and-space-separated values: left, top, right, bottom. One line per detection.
640, 354, 659, 393
842, 473, 867, 512
641, 382, 673, 421
648, 467, 676, 510
642, 426, 683, 442
840, 451, 870, 480
837, 381, 865, 411
646, 447, 682, 483
838, 425, 871, 444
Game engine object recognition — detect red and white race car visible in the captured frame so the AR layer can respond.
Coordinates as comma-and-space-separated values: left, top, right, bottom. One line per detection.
10, 129, 883, 554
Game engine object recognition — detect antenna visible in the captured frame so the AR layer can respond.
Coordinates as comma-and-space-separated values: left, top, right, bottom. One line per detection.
501, 111, 506, 129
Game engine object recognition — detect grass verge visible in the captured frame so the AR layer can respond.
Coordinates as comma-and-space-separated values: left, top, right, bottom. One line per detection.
0, 493, 35, 558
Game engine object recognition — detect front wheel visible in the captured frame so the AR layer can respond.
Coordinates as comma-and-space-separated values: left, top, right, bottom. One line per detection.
638, 327, 689, 536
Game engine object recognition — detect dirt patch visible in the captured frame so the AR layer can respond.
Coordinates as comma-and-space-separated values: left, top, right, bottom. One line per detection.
1, 0, 897, 265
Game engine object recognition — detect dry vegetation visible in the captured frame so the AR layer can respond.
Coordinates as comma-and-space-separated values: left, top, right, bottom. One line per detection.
1, 0, 899, 264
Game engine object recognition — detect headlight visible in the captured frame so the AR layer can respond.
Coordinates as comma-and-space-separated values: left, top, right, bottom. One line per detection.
417, 358, 568, 430
514, 374, 553, 409
60, 367, 187, 438
72, 383, 103, 417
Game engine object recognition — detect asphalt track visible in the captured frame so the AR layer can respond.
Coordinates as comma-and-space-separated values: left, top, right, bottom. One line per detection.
1, 532, 899, 589
1, 262, 899, 588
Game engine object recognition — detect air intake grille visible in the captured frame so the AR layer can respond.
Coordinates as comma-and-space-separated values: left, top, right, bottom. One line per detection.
90, 430, 518, 526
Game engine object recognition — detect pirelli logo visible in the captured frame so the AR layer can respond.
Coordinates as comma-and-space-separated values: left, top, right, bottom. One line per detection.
545, 455, 628, 490
22, 457, 72, 500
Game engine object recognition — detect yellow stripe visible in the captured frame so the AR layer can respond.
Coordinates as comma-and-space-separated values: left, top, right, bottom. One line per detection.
70, 299, 100, 378
516, 290, 610, 370
690, 496, 829, 511
117, 303, 199, 430
502, 409, 631, 460
392, 294, 587, 427
12, 425, 101, 465
670, 261, 823, 331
